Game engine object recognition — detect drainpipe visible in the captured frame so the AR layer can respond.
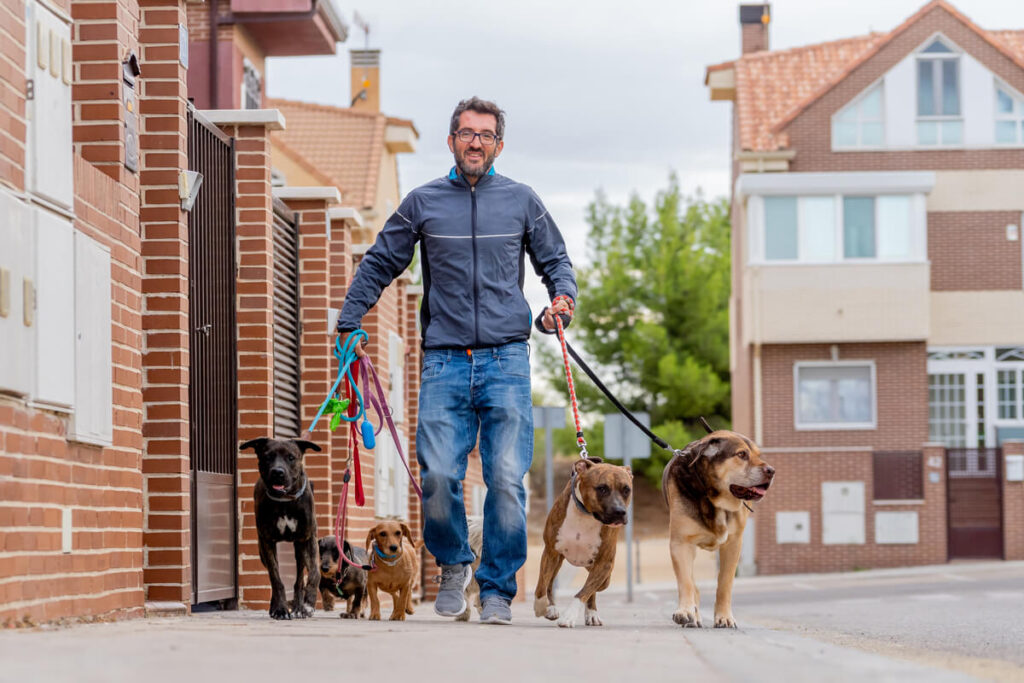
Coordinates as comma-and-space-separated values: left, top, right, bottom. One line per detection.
208, 0, 323, 109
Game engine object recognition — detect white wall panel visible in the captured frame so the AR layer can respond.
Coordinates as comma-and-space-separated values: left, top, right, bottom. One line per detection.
875, 511, 919, 544
27, 1, 73, 209
70, 232, 112, 445
776, 511, 811, 544
0, 190, 35, 396
33, 207, 75, 407
822, 481, 865, 544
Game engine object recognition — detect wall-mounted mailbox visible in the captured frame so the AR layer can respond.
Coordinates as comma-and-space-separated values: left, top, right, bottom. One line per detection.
1007, 454, 1024, 482
123, 52, 140, 173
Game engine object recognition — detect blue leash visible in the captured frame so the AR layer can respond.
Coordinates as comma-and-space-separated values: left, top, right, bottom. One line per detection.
306, 330, 369, 437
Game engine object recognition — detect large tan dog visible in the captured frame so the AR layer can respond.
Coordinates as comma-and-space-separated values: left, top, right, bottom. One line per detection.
534, 458, 633, 628
662, 427, 774, 629
364, 520, 421, 621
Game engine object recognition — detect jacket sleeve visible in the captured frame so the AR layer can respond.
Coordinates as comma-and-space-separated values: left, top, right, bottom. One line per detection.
336, 195, 420, 332
523, 189, 577, 304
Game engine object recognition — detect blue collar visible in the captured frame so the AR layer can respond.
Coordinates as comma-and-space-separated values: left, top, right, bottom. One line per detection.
373, 544, 398, 561
448, 165, 496, 181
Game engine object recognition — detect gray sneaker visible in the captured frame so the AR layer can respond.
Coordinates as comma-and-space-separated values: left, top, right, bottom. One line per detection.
480, 596, 512, 625
434, 564, 472, 617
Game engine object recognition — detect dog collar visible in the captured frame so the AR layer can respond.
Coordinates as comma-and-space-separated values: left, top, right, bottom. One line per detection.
569, 473, 604, 523
264, 474, 308, 503
372, 543, 400, 567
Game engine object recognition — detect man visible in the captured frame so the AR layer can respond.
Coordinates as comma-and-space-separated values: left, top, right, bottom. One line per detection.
336, 97, 576, 624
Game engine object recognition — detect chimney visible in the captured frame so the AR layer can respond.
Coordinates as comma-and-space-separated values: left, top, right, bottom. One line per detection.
739, 4, 771, 55
350, 49, 381, 112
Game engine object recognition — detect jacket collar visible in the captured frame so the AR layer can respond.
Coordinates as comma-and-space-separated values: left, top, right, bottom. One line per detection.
448, 165, 496, 187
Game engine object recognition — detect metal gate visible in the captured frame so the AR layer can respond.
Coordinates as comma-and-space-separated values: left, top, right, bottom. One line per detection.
187, 107, 238, 604
946, 448, 1003, 559
272, 199, 301, 438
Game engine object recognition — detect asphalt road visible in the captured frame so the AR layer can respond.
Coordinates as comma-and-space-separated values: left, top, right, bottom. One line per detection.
0, 561, 1020, 683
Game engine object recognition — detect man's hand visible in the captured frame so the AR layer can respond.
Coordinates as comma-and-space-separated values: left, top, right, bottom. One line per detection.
335, 329, 368, 358
541, 297, 574, 332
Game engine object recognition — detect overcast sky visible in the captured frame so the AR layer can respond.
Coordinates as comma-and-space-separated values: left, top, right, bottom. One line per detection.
266, 0, 1024, 321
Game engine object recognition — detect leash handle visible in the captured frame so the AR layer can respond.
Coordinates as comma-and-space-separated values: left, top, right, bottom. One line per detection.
306, 329, 369, 437
551, 296, 587, 459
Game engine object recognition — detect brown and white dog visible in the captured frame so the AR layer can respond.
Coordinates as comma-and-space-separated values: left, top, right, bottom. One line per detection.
662, 426, 775, 628
455, 515, 484, 622
534, 457, 633, 628
364, 520, 421, 621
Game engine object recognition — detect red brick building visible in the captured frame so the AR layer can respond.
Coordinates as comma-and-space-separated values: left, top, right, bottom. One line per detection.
707, 1, 1024, 574
0, 0, 489, 625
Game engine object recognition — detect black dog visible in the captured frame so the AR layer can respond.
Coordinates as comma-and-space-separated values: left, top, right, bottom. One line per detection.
318, 535, 369, 619
241, 437, 322, 620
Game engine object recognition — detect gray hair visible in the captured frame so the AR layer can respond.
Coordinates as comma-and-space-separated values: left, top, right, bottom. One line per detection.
449, 97, 506, 140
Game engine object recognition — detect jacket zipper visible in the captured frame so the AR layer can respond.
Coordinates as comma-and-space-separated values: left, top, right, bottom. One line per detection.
471, 184, 480, 347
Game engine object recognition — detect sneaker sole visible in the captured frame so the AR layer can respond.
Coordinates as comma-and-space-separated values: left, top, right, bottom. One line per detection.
433, 567, 472, 618
481, 614, 512, 625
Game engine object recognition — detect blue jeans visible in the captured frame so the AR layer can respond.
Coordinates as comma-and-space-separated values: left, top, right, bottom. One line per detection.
416, 341, 533, 602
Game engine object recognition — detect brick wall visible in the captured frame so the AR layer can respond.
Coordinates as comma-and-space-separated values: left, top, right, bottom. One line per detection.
137, 0, 192, 604
784, 4, 1024, 173
0, 0, 27, 191
928, 211, 1023, 291
1003, 441, 1024, 561
0, 156, 144, 626
755, 444, 946, 574
761, 342, 928, 450
71, 0, 140, 182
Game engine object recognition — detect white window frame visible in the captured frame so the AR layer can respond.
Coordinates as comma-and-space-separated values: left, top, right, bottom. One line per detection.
831, 82, 885, 150
994, 78, 1024, 146
794, 360, 877, 431
752, 193, 923, 265
915, 34, 963, 147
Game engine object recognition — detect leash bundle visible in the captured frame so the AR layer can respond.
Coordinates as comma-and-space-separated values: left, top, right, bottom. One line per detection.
306, 330, 422, 571
551, 295, 589, 459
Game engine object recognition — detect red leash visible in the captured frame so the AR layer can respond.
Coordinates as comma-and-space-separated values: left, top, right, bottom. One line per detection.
552, 295, 587, 459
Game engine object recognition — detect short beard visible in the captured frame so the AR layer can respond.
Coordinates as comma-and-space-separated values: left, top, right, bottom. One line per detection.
455, 147, 496, 178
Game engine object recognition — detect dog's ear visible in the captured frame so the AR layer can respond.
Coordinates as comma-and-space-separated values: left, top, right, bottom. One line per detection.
699, 416, 714, 434
572, 458, 594, 477
400, 523, 413, 544
240, 437, 270, 453
293, 439, 322, 454
585, 456, 604, 464
342, 539, 352, 558
365, 527, 376, 553
621, 465, 633, 478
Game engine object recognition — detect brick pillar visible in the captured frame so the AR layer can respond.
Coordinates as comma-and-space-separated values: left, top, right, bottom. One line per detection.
278, 187, 339, 534
71, 0, 140, 181
203, 110, 284, 608
921, 443, 948, 564
138, 0, 191, 605
1003, 441, 1024, 560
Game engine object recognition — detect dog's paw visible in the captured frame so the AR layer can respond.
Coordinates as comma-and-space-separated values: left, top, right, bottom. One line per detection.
455, 607, 471, 622
389, 613, 406, 621
291, 603, 313, 619
544, 605, 559, 621
339, 612, 358, 620
714, 612, 737, 629
672, 608, 702, 628
269, 606, 291, 621
585, 609, 603, 626
557, 600, 585, 628
369, 613, 381, 621
533, 596, 549, 618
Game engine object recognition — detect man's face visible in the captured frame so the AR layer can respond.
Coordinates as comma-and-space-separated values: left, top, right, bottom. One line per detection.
447, 110, 504, 178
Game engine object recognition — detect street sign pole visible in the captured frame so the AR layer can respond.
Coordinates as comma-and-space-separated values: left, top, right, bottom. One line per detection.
604, 411, 650, 604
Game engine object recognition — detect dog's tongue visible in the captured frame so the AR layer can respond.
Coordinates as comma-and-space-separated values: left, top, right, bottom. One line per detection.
272, 484, 286, 492
752, 486, 767, 496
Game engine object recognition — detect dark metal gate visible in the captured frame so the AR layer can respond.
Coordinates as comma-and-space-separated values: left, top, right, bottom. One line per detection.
946, 448, 1003, 559
187, 107, 238, 604
272, 198, 301, 438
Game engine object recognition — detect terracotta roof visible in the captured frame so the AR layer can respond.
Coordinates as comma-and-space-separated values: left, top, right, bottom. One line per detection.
714, 0, 1024, 152
268, 98, 416, 209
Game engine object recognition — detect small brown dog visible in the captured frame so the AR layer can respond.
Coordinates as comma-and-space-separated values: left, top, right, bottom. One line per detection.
662, 427, 775, 629
534, 457, 633, 628
365, 520, 421, 621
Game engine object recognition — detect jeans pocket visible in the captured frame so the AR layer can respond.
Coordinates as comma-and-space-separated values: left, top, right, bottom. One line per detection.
422, 356, 447, 380
497, 346, 530, 378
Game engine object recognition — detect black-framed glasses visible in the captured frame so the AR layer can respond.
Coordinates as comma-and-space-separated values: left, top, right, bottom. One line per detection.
454, 129, 499, 145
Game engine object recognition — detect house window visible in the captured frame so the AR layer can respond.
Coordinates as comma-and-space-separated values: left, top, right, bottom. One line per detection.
928, 373, 966, 447
998, 369, 1018, 419
795, 362, 876, 430
916, 38, 961, 145
757, 194, 912, 264
242, 59, 262, 110
995, 83, 1024, 145
832, 84, 884, 149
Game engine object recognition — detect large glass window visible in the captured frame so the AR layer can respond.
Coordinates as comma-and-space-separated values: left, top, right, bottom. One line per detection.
800, 196, 836, 261
877, 195, 912, 259
796, 364, 875, 429
843, 197, 875, 258
998, 369, 1018, 419
995, 84, 1024, 145
764, 196, 798, 261
833, 85, 884, 149
917, 38, 962, 145
928, 373, 966, 447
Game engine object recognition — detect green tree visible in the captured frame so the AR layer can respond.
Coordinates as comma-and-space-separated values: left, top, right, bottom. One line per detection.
538, 175, 731, 484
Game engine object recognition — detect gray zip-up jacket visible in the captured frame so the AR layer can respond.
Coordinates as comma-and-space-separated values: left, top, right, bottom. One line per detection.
336, 168, 577, 349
